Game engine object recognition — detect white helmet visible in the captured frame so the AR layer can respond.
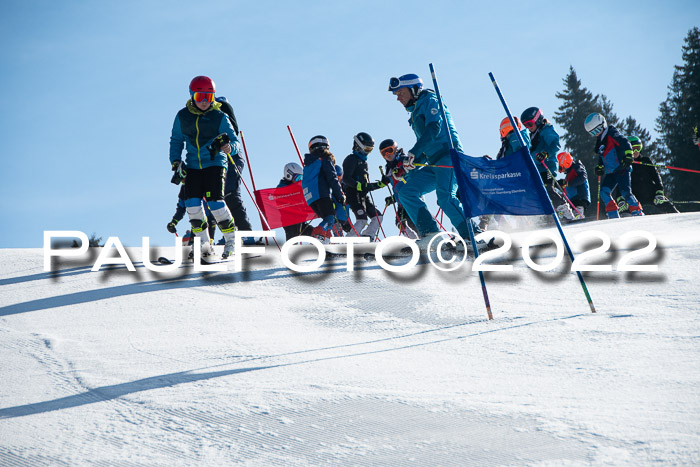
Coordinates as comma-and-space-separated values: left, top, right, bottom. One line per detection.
584, 113, 607, 136
283, 162, 303, 182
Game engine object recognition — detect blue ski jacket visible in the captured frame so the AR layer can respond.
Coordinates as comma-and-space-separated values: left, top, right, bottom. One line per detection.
169, 100, 240, 170
302, 151, 344, 205
563, 159, 591, 203
594, 125, 634, 175
406, 90, 463, 164
497, 128, 531, 159
529, 123, 560, 174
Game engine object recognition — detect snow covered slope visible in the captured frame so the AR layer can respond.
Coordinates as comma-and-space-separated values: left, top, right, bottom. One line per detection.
1, 213, 699, 465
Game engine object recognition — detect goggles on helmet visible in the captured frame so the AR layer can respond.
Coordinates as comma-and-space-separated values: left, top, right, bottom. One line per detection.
388, 75, 423, 93
192, 91, 215, 103
388, 77, 401, 92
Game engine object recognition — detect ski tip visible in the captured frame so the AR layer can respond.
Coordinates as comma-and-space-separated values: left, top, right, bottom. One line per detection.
157, 257, 173, 265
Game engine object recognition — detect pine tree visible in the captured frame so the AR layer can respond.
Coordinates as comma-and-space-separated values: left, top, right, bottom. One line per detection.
655, 27, 700, 208
553, 67, 600, 170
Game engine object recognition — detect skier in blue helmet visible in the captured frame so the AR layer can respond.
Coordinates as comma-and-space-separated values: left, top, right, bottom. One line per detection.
388, 73, 480, 244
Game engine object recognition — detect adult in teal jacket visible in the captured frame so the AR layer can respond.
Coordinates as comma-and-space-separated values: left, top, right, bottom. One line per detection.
169, 75, 241, 259
388, 74, 477, 240
520, 107, 563, 206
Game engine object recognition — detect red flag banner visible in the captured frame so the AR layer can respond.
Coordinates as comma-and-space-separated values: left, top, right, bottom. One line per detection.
254, 182, 318, 229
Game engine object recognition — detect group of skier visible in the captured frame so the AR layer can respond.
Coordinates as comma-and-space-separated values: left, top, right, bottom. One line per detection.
167, 73, 680, 260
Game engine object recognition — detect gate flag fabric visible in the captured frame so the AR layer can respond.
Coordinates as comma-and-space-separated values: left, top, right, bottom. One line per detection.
254, 181, 318, 229
451, 147, 554, 217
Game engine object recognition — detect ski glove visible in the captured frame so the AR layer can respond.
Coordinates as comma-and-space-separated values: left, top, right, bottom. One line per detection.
535, 151, 548, 162
166, 219, 178, 234
654, 190, 668, 205
385, 195, 396, 206
171, 160, 186, 185
595, 164, 605, 176
620, 153, 634, 168
355, 181, 366, 191
403, 152, 416, 171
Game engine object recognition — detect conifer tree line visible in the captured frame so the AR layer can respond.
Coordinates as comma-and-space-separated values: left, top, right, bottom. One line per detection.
553, 27, 700, 211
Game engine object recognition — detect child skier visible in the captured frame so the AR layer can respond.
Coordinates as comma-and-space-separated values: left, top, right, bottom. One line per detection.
556, 152, 591, 220
379, 139, 418, 239
496, 117, 530, 159
302, 136, 346, 243
341, 132, 387, 241
520, 107, 564, 206
169, 75, 241, 260
480, 117, 532, 230
621, 136, 678, 215
277, 162, 314, 240
584, 113, 644, 218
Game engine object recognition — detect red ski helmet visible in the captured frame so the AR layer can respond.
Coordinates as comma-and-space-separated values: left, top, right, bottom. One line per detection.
189, 76, 216, 94
557, 152, 573, 172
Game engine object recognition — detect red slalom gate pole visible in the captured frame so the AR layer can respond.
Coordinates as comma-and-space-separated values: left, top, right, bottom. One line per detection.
287, 125, 305, 167
239, 131, 271, 245
633, 160, 700, 174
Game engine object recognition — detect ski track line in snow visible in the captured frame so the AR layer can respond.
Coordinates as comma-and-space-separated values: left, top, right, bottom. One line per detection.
0, 312, 583, 422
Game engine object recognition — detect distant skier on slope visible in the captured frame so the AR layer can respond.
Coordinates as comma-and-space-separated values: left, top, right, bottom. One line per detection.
169, 75, 241, 260
584, 113, 644, 218
301, 136, 346, 243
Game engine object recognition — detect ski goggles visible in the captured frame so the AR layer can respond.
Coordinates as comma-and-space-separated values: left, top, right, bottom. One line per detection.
191, 91, 215, 103
380, 146, 396, 158
522, 109, 542, 130
588, 125, 605, 137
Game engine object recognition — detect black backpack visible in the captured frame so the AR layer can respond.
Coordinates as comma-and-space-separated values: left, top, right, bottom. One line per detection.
215, 96, 239, 135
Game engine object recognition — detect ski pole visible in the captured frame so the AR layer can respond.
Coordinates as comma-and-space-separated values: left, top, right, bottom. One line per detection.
287, 125, 305, 167
413, 162, 454, 169
337, 202, 362, 237
227, 153, 281, 251
632, 160, 700, 174
367, 189, 387, 241
670, 200, 700, 204
596, 176, 601, 221
380, 166, 407, 237
539, 160, 584, 219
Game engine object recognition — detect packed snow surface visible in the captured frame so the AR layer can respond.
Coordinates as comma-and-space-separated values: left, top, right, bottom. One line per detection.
1, 213, 699, 465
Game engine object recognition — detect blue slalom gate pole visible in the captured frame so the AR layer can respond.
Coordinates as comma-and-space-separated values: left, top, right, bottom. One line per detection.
488, 72, 596, 314
429, 63, 493, 321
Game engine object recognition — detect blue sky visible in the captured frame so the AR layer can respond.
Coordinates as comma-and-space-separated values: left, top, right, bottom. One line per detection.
1, 0, 697, 248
